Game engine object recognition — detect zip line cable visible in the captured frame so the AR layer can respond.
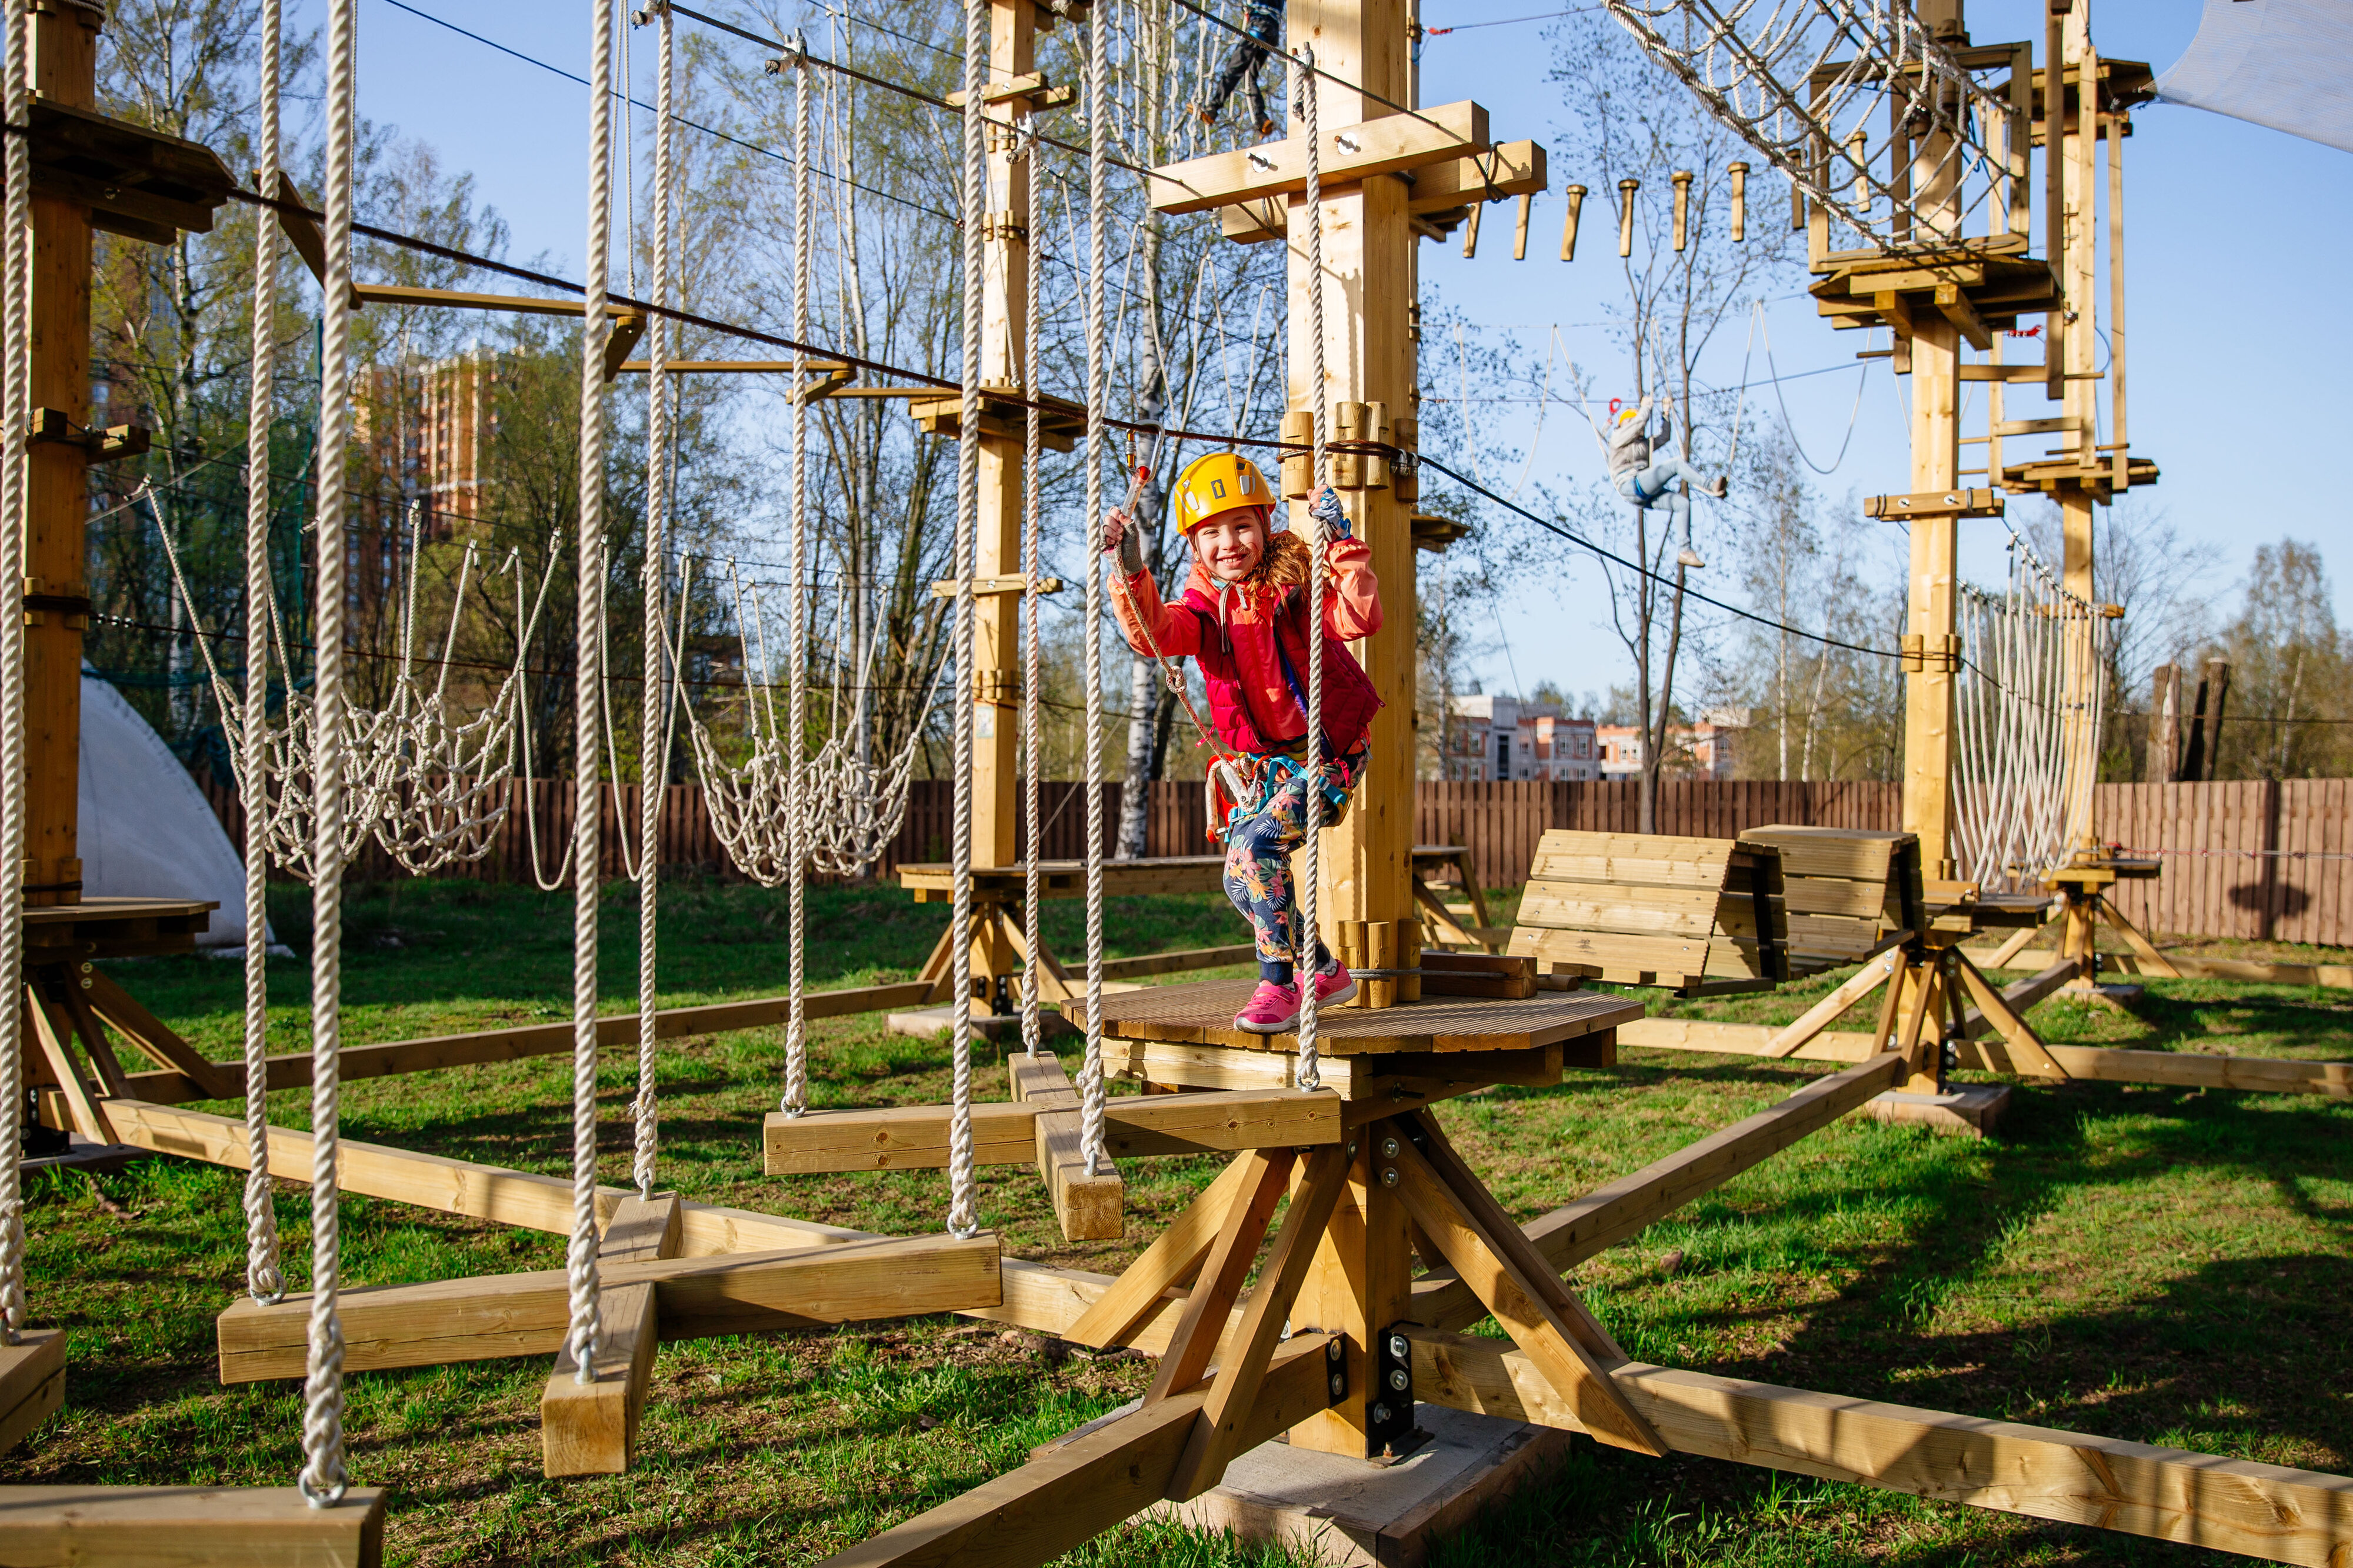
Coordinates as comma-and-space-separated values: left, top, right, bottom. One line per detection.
1415, 452, 1900, 660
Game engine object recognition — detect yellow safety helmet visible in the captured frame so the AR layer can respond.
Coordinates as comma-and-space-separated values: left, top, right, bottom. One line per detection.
1171, 451, 1277, 533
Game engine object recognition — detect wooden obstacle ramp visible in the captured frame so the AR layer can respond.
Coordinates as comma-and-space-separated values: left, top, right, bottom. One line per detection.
1505, 830, 1789, 995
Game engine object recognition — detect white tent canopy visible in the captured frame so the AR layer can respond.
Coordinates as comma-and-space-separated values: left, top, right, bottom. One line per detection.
2155, 0, 2353, 155
79, 670, 252, 948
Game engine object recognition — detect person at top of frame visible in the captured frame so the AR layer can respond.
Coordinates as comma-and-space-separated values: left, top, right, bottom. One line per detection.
1101, 452, 1384, 1035
1195, 0, 1282, 138
1608, 393, 1727, 571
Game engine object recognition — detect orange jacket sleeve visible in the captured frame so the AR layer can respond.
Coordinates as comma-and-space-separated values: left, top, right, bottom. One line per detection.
1109, 566, 1204, 660
1322, 535, 1382, 640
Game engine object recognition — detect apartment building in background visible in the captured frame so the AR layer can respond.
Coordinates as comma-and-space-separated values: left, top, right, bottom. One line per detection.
1597, 709, 1745, 780
1441, 695, 1599, 782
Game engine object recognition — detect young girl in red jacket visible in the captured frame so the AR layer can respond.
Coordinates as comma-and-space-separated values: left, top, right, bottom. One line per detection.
1101, 451, 1384, 1033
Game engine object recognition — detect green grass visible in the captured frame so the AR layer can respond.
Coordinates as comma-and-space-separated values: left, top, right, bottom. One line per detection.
9, 878, 2352, 1566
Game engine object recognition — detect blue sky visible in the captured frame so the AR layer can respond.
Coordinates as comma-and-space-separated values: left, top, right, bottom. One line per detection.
337, 0, 2348, 700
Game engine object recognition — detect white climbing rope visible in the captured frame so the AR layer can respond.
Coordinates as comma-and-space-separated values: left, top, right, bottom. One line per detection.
1078, 0, 1110, 1177
944, 0, 985, 1241
1292, 43, 1325, 1095
634, 0, 677, 1199
243, 0, 287, 1305
0, 0, 31, 1347
1019, 109, 1045, 1062
782, 32, 812, 1119
300, 0, 359, 1508
567, 0, 616, 1389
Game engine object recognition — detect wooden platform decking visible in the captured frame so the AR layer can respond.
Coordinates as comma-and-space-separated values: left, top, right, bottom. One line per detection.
1078, 979, 1642, 1056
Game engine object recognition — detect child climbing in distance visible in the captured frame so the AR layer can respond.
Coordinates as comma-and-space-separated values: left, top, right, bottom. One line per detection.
1196, 0, 1282, 138
1608, 394, 1727, 571
1102, 452, 1384, 1033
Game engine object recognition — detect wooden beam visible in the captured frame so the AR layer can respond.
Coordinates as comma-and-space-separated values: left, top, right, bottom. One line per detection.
218, 1233, 1003, 1384
2095, 900, 2184, 979
1930, 282, 1993, 351
541, 1194, 681, 1477
80, 969, 237, 1099
1389, 1133, 1665, 1456
1012, 1052, 1125, 1242
762, 1085, 1339, 1176
809, 1333, 1336, 1568
26, 986, 114, 1142
0, 1329, 66, 1459
1149, 100, 1488, 215
1168, 1147, 1354, 1499
0, 1486, 388, 1564
1220, 139, 1547, 241
1412, 1053, 1909, 1331
352, 282, 639, 318
1411, 1333, 2353, 1567
600, 311, 646, 382
1762, 952, 1902, 1057
1985, 950, 2353, 989
114, 981, 935, 1106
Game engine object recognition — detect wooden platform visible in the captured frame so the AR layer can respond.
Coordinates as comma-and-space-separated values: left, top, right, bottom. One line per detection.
1078, 980, 1641, 1057
23, 896, 215, 960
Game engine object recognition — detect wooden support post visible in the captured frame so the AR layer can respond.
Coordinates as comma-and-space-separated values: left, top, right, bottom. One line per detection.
22, 1, 105, 908
25, 985, 112, 1142
1011, 1052, 1125, 1240
1289, 1129, 1412, 1457
1896, 956, 1942, 1095
541, 1193, 682, 1476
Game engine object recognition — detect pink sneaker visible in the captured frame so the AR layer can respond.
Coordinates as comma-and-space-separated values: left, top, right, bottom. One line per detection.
1234, 979, 1302, 1033
1311, 960, 1358, 1008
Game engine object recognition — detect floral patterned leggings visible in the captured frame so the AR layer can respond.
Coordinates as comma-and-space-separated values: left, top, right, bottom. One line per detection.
1222, 746, 1366, 963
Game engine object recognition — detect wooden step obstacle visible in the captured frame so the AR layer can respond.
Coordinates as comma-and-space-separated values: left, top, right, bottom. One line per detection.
1506, 829, 1791, 997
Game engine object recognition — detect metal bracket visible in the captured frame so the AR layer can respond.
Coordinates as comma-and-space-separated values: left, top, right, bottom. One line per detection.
1370, 1322, 1417, 1457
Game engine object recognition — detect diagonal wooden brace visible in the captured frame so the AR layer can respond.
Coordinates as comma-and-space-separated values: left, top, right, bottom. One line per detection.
1951, 952, 2071, 1080
1762, 951, 1904, 1058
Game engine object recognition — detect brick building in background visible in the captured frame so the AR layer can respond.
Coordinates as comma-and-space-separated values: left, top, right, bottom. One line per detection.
1441, 695, 1599, 782
1596, 709, 1745, 779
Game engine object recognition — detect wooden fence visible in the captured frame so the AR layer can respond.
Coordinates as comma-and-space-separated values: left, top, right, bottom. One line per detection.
190, 772, 2353, 946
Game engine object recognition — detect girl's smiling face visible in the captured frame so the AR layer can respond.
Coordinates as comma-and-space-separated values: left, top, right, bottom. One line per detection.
1191, 508, 1270, 582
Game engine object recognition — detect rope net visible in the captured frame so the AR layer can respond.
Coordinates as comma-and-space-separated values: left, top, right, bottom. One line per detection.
1601, 0, 2012, 248
1951, 538, 2111, 894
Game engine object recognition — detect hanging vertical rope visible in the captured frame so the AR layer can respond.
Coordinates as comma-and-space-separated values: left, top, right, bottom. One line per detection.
242, 0, 288, 1302
1291, 42, 1325, 1095
0, 0, 32, 1347
299, 0, 359, 1509
1078, 0, 1109, 1177
945, 0, 986, 1241
781, 34, 812, 1117
568, 0, 616, 1386
1019, 111, 1044, 1062
633, 0, 676, 1198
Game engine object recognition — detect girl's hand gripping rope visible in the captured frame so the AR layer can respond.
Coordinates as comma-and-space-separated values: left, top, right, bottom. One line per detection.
1307, 485, 1350, 539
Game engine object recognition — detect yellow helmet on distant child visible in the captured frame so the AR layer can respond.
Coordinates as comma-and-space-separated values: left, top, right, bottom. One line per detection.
1171, 452, 1277, 533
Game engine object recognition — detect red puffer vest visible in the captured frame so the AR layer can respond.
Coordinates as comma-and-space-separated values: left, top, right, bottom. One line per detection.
1181, 575, 1384, 758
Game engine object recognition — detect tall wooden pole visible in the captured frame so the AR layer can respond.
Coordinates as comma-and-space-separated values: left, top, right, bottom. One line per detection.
1285, 0, 1418, 1459
23, 3, 101, 909
2057, 2, 2101, 851
968, 0, 1038, 998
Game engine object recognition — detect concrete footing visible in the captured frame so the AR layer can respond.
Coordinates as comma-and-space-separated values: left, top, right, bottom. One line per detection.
1865, 1083, 2011, 1137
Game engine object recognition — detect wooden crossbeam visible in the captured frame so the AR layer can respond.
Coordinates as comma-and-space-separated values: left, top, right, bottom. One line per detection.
218, 1233, 1002, 1384
1149, 99, 1488, 215
1011, 1053, 1125, 1242
1762, 951, 1902, 1057
1987, 950, 2353, 989
0, 1486, 389, 1564
1220, 139, 1547, 241
1411, 1053, 1908, 1332
111, 980, 934, 1106
811, 1333, 1337, 1568
0, 1329, 66, 1459
541, 1194, 681, 1477
764, 1086, 1339, 1176
1411, 1333, 2353, 1567
81, 969, 238, 1099
1064, 1153, 1259, 1349
1950, 952, 2071, 1079
352, 282, 639, 317
2095, 899, 2184, 979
